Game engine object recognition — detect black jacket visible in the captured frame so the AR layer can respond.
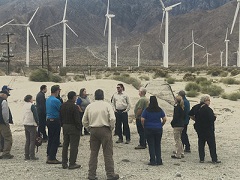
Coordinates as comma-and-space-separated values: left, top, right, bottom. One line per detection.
36, 91, 46, 115
171, 104, 184, 127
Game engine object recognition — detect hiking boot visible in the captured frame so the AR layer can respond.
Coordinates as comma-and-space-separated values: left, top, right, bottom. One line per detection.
212, 160, 221, 164
184, 149, 191, 153
46, 159, 62, 164
125, 140, 130, 144
107, 174, 119, 180
115, 139, 123, 143
88, 176, 98, 180
134, 145, 146, 149
25, 156, 30, 160
62, 163, 68, 169
30, 157, 39, 160
1, 154, 14, 159
68, 163, 82, 169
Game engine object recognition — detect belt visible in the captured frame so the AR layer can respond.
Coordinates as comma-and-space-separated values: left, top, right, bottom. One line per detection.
116, 109, 126, 112
47, 118, 58, 121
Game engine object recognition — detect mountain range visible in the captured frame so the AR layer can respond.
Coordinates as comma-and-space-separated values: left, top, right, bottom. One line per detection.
0, 0, 238, 67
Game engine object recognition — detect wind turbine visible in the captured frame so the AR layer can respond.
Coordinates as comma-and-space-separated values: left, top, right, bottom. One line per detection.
183, 30, 204, 67
230, 0, 240, 67
133, 39, 144, 67
159, 0, 181, 68
0, 19, 14, 29
220, 50, 224, 67
104, 0, 115, 68
225, 28, 230, 67
8, 8, 39, 67
45, 0, 78, 67
203, 48, 212, 67
114, 37, 118, 67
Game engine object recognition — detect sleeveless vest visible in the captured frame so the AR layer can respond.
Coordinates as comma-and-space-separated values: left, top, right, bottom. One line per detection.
23, 102, 37, 126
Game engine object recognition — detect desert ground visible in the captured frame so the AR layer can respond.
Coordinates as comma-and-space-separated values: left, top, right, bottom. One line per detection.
0, 73, 240, 180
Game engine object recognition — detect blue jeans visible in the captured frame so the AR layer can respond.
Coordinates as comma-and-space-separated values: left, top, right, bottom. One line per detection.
145, 128, 163, 165
115, 111, 130, 141
46, 119, 61, 160
136, 119, 146, 147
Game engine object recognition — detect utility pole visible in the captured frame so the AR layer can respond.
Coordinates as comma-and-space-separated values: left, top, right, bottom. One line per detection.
39, 33, 50, 71
0, 33, 14, 75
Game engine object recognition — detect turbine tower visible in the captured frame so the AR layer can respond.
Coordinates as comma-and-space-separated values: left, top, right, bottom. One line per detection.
133, 39, 144, 67
114, 38, 118, 67
159, 0, 181, 68
203, 48, 212, 67
104, 0, 115, 68
230, 0, 240, 67
8, 8, 39, 67
220, 50, 224, 67
225, 28, 230, 67
183, 30, 204, 67
45, 0, 78, 67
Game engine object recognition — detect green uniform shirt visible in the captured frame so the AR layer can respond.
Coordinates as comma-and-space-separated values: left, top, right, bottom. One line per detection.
134, 96, 149, 119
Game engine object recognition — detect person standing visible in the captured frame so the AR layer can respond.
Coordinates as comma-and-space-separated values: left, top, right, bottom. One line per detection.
171, 95, 184, 159
134, 87, 149, 149
83, 89, 119, 180
76, 88, 90, 135
36, 85, 48, 142
0, 90, 13, 159
189, 95, 221, 164
23, 95, 39, 160
60, 91, 81, 169
178, 90, 191, 153
0, 85, 13, 152
111, 83, 131, 144
46, 85, 62, 164
141, 96, 167, 166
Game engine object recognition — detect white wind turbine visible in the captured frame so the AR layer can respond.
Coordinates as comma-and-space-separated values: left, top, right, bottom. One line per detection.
203, 48, 212, 67
183, 30, 204, 67
133, 39, 144, 67
104, 0, 115, 68
0, 19, 14, 29
159, 0, 181, 68
220, 50, 224, 67
45, 0, 78, 67
225, 28, 230, 67
230, 0, 240, 67
8, 8, 39, 67
114, 38, 118, 67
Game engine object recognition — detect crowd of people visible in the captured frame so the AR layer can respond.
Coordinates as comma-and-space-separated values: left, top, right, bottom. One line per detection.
0, 83, 221, 179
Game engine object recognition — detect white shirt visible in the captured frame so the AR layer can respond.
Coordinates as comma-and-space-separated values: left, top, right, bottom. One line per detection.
111, 92, 131, 111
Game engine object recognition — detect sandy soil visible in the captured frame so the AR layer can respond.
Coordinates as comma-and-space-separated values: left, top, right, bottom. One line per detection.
0, 75, 239, 180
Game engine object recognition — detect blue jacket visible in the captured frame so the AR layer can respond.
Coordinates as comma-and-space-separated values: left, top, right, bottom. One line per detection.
183, 97, 190, 125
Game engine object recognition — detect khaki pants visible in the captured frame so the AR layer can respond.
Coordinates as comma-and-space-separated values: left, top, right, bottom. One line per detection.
173, 127, 184, 158
0, 123, 13, 156
88, 127, 115, 179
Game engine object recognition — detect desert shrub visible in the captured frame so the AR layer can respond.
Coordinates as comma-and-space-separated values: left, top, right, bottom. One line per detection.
230, 69, 240, 76
105, 72, 112, 77
113, 71, 120, 76
166, 77, 175, 84
221, 93, 228, 99
95, 73, 102, 79
186, 90, 199, 97
227, 92, 240, 101
200, 85, 224, 96
220, 71, 228, 77
113, 75, 141, 89
29, 68, 49, 82
139, 75, 150, 81
207, 69, 223, 77
122, 73, 130, 77
185, 82, 200, 92
153, 69, 168, 78
195, 77, 208, 84
50, 74, 62, 83
183, 73, 196, 81
59, 67, 67, 76
0, 69, 5, 76
74, 75, 85, 81
220, 78, 240, 85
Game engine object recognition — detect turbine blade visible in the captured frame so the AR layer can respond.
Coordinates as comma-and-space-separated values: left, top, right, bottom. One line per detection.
168, 2, 181, 9
45, 21, 62, 30
115, 37, 117, 46
194, 42, 204, 48
29, 28, 38, 45
140, 47, 145, 54
104, 17, 108, 36
203, 54, 206, 58
8, 24, 27, 26
192, 30, 194, 42
66, 23, 78, 37
183, 43, 192, 50
230, 2, 240, 34
0, 19, 14, 29
159, 0, 165, 9
225, 28, 229, 40
159, 11, 165, 40
107, 0, 110, 14
63, 0, 68, 20
28, 7, 39, 25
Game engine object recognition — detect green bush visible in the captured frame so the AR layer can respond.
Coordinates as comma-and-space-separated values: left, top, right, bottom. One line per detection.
153, 69, 168, 78
139, 75, 150, 81
195, 77, 208, 84
122, 73, 130, 77
220, 71, 228, 77
221, 93, 228, 99
227, 92, 240, 101
207, 69, 223, 76
113, 71, 120, 76
74, 75, 85, 81
230, 69, 240, 76
50, 74, 62, 83
59, 67, 67, 76
166, 77, 175, 84
220, 77, 240, 85
0, 69, 5, 76
105, 72, 112, 77
185, 82, 201, 92
29, 68, 49, 82
113, 75, 141, 89
96, 73, 102, 79
186, 90, 199, 97
183, 73, 196, 81
200, 85, 224, 96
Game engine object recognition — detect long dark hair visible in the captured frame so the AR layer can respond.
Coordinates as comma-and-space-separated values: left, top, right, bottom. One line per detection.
79, 88, 86, 98
146, 96, 162, 112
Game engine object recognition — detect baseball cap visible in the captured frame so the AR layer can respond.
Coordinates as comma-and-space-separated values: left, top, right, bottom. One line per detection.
2, 85, 13, 91
178, 90, 186, 97
0, 90, 10, 96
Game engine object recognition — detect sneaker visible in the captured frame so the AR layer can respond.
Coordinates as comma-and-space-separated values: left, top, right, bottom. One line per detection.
46, 159, 62, 164
199, 160, 204, 163
125, 140, 130, 144
68, 163, 81, 169
147, 162, 156, 166
1, 154, 14, 159
134, 145, 146, 149
25, 156, 30, 160
171, 155, 181, 159
212, 160, 221, 164
115, 139, 123, 143
184, 149, 191, 153
62, 163, 68, 169
107, 174, 119, 180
